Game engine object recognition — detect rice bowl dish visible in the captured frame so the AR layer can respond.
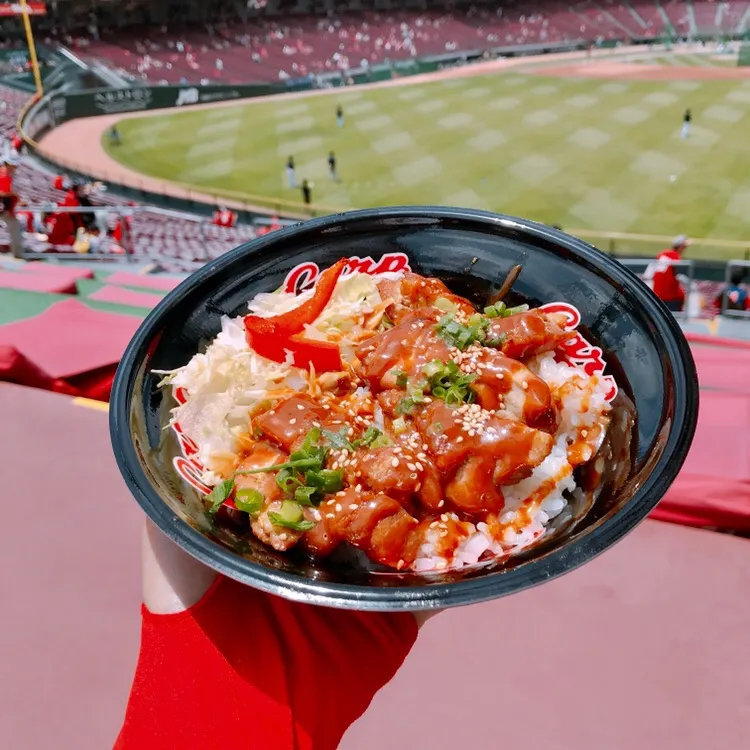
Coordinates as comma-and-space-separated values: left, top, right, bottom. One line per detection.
159, 255, 621, 574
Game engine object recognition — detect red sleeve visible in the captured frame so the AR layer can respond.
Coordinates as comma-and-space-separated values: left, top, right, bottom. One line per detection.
114, 577, 418, 750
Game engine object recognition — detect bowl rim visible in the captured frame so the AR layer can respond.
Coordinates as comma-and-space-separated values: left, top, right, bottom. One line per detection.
110, 206, 699, 611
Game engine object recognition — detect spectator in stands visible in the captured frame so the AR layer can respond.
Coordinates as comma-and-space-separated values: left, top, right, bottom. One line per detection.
716, 268, 749, 313
286, 156, 296, 188
212, 205, 237, 228
53, 174, 72, 191
0, 160, 22, 258
646, 235, 690, 312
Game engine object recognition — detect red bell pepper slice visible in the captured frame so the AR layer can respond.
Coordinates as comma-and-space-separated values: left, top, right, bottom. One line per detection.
259, 258, 348, 335
245, 317, 343, 373
243, 259, 348, 372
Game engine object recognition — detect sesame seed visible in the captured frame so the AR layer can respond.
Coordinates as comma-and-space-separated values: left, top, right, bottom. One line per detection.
436, 559, 448, 570
349, 504, 359, 510
396, 559, 405, 570
440, 514, 449, 522
415, 482, 422, 491
417, 452, 427, 460
581, 429, 588, 437
322, 405, 331, 410
430, 520, 439, 528
391, 457, 400, 468
326, 513, 335, 519
438, 500, 445, 508
336, 490, 346, 497
400, 339, 408, 345
335, 504, 343, 512
468, 430, 475, 437
296, 404, 306, 411
355, 483, 362, 492
415, 461, 424, 471
312, 421, 321, 428
355, 471, 362, 477
424, 396, 433, 403
312, 510, 322, 521
522, 381, 529, 390
406, 462, 416, 471
456, 436, 464, 443
289, 418, 297, 425
280, 533, 288, 540
422, 444, 429, 451
409, 473, 418, 479
393, 446, 402, 454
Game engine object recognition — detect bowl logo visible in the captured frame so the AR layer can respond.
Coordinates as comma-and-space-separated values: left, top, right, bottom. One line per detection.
172, 257, 617, 493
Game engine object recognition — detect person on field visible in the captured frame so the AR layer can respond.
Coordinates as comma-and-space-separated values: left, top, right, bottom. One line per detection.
328, 150, 339, 182
286, 156, 296, 188
113, 521, 431, 749
336, 104, 344, 128
301, 178, 312, 208
109, 125, 121, 146
681, 108, 691, 139
645, 234, 690, 312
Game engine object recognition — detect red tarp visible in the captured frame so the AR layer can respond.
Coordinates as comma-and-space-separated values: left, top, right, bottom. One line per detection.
0, 299, 141, 399
19, 263, 95, 281
0, 270, 77, 294
650, 338, 750, 532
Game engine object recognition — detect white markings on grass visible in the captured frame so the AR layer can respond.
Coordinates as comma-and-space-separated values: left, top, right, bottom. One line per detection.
643, 91, 679, 107
566, 94, 598, 108
346, 100, 377, 116
725, 88, 750, 104
630, 151, 686, 178
671, 125, 719, 147
567, 127, 611, 149
178, 157, 235, 181
613, 106, 650, 124
415, 99, 447, 113
393, 155, 443, 187
508, 154, 558, 186
398, 88, 426, 100
489, 97, 520, 111
570, 189, 638, 229
185, 138, 237, 160
438, 113, 474, 129
599, 82, 630, 94
463, 86, 491, 99
467, 130, 506, 151
503, 76, 527, 87
276, 136, 322, 156
530, 84, 559, 96
276, 115, 315, 133
202, 116, 242, 135
371, 132, 415, 154
443, 188, 485, 208
356, 114, 394, 132
724, 190, 750, 222
669, 80, 700, 92
274, 102, 310, 118
704, 104, 745, 123
523, 109, 559, 127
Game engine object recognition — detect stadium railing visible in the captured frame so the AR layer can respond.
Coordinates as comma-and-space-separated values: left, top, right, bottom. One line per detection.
722, 260, 750, 319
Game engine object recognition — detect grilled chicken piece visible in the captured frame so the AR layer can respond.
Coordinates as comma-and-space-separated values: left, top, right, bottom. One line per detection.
489, 310, 571, 361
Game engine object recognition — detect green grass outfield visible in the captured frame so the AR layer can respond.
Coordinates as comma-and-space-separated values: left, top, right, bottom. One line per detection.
104, 71, 750, 257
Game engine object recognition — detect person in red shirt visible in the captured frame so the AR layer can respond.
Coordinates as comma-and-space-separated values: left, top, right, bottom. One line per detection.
213, 205, 237, 228
115, 522, 429, 749
647, 235, 689, 312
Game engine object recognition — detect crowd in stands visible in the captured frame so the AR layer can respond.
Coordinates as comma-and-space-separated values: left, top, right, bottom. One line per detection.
36, 1, 750, 85
0, 85, 258, 270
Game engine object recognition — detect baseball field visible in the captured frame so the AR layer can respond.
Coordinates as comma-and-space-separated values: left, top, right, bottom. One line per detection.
101, 56, 750, 254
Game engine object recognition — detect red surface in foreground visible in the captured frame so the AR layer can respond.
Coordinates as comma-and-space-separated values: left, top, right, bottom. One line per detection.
1, 384, 749, 750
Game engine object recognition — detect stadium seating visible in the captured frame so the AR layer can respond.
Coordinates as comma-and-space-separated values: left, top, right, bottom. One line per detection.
1, 84, 257, 269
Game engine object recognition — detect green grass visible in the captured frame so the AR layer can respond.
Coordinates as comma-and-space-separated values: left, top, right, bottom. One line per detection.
103, 70, 750, 259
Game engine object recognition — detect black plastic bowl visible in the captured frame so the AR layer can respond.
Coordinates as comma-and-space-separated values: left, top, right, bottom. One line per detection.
110, 207, 698, 611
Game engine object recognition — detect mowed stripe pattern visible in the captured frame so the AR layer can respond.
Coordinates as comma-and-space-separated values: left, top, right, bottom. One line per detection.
106, 72, 750, 243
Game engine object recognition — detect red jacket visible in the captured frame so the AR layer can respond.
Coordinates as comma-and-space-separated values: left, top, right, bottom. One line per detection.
114, 577, 416, 749
650, 249, 685, 303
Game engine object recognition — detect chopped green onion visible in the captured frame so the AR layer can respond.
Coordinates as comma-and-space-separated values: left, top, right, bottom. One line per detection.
393, 370, 408, 388
421, 361, 443, 379
280, 500, 303, 523
434, 296, 458, 313
396, 397, 416, 415
379, 314, 394, 330
392, 416, 408, 433
435, 313, 489, 351
358, 425, 383, 447
428, 421, 443, 436
294, 486, 318, 506
484, 305, 499, 318
371, 433, 392, 448
322, 427, 355, 452
237, 456, 321, 475
235, 487, 264, 514
308, 469, 344, 493
206, 478, 235, 516
505, 304, 529, 316
268, 512, 316, 532
485, 335, 507, 348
